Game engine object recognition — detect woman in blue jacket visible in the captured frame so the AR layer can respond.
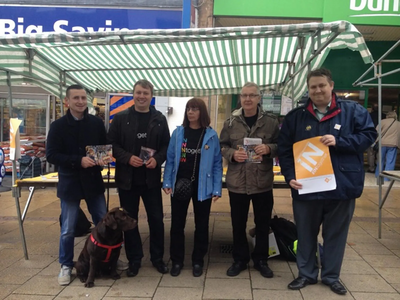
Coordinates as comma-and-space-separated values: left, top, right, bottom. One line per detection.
163, 97, 222, 277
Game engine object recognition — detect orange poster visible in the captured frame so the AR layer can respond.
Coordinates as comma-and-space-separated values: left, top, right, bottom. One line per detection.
293, 136, 336, 195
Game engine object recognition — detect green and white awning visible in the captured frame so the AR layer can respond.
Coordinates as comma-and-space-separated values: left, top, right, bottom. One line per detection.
0, 20, 373, 101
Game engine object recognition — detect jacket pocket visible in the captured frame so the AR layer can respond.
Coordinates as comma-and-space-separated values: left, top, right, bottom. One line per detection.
226, 163, 245, 189
256, 163, 272, 188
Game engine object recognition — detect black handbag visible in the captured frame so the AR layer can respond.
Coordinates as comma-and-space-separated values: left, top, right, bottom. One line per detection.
173, 128, 205, 202
174, 178, 193, 202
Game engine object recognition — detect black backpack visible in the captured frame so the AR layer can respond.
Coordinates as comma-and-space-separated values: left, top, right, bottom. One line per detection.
59, 208, 92, 237
270, 215, 297, 261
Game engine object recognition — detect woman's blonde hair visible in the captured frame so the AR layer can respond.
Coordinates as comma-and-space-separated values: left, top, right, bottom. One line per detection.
386, 111, 397, 119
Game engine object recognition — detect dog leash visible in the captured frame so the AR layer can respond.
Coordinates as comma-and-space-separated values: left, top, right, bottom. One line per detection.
90, 234, 123, 263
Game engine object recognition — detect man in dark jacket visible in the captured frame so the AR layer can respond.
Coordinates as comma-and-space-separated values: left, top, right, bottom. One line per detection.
46, 84, 107, 286
278, 69, 376, 295
108, 79, 170, 277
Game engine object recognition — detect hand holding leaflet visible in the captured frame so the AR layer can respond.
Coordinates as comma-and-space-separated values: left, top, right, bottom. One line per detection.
293, 136, 336, 195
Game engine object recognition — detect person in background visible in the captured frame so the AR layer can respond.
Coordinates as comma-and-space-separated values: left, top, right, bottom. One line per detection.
108, 79, 170, 277
367, 103, 385, 173
47, 84, 107, 286
375, 110, 400, 180
163, 98, 222, 277
219, 82, 280, 278
278, 68, 376, 295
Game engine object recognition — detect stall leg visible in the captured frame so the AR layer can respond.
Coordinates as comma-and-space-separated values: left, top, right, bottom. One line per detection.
13, 186, 29, 260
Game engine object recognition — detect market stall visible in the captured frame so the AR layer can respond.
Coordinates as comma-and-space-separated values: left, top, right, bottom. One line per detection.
0, 20, 374, 258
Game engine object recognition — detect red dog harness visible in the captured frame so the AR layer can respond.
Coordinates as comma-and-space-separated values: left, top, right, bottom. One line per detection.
90, 234, 123, 263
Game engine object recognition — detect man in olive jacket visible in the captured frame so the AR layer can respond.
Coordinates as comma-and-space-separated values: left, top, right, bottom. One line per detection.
220, 82, 280, 278
108, 79, 170, 277
46, 84, 107, 286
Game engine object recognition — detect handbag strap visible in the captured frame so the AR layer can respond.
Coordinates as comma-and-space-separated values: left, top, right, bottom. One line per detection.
190, 128, 205, 182
375, 119, 396, 143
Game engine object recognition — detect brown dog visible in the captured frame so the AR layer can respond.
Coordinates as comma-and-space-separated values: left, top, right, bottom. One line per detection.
75, 207, 137, 288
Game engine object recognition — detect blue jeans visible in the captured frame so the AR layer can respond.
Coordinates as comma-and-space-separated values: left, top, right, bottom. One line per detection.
59, 194, 107, 267
375, 146, 398, 181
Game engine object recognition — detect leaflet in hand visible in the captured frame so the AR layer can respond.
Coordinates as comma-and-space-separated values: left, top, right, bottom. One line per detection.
139, 146, 156, 163
238, 137, 263, 163
86, 144, 113, 164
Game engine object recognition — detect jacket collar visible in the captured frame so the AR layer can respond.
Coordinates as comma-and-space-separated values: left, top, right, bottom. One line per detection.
305, 93, 341, 121
66, 108, 89, 125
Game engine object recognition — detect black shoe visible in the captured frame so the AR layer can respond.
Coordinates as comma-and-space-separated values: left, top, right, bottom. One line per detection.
226, 262, 247, 277
192, 264, 203, 277
254, 261, 273, 278
170, 264, 182, 277
325, 281, 347, 295
127, 262, 140, 277
153, 261, 169, 274
288, 277, 317, 290
367, 170, 375, 173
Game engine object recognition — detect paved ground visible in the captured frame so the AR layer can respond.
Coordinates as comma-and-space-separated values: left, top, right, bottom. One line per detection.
1, 172, 400, 299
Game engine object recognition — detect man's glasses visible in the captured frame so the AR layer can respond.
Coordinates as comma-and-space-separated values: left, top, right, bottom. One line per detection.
186, 107, 200, 112
240, 94, 259, 99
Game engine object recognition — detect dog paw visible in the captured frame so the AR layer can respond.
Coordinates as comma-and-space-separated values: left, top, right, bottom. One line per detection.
84, 282, 94, 288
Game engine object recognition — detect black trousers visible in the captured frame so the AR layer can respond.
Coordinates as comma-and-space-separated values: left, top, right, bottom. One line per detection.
170, 183, 212, 267
118, 184, 165, 265
229, 190, 274, 264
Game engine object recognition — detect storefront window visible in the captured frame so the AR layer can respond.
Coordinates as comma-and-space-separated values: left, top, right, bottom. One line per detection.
1, 98, 47, 141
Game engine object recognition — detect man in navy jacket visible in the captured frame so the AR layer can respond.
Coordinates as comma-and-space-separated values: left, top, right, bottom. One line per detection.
47, 84, 107, 286
278, 69, 376, 295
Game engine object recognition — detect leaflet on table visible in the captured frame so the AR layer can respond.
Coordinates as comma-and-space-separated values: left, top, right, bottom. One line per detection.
293, 136, 336, 195
86, 145, 114, 164
237, 137, 262, 163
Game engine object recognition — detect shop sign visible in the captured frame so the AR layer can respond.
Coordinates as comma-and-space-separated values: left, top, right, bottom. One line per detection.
323, 0, 400, 26
0, 6, 182, 35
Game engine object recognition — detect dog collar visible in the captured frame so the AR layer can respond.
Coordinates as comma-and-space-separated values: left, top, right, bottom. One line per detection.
90, 234, 123, 263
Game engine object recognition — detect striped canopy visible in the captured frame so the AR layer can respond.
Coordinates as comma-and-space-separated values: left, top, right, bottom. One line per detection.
0, 20, 372, 101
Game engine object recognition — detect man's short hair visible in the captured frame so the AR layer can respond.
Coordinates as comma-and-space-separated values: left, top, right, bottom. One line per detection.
242, 82, 260, 95
133, 79, 154, 95
66, 84, 85, 98
307, 68, 333, 85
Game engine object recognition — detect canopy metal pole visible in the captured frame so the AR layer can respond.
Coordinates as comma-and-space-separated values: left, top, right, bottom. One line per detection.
291, 63, 295, 108
45, 95, 51, 173
0, 67, 60, 86
378, 62, 383, 238
7, 71, 29, 259
286, 32, 341, 86
59, 72, 64, 116
357, 84, 400, 87
105, 92, 110, 131
353, 39, 400, 86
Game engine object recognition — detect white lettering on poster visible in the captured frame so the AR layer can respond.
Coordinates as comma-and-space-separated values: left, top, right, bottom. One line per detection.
0, 18, 129, 35
350, 0, 400, 16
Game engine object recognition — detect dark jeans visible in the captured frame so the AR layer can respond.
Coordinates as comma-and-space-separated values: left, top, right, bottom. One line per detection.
118, 184, 165, 265
229, 190, 274, 264
170, 184, 212, 267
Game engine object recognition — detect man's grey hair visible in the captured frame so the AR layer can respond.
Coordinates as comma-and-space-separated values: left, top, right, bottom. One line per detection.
242, 82, 260, 95
386, 110, 397, 119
